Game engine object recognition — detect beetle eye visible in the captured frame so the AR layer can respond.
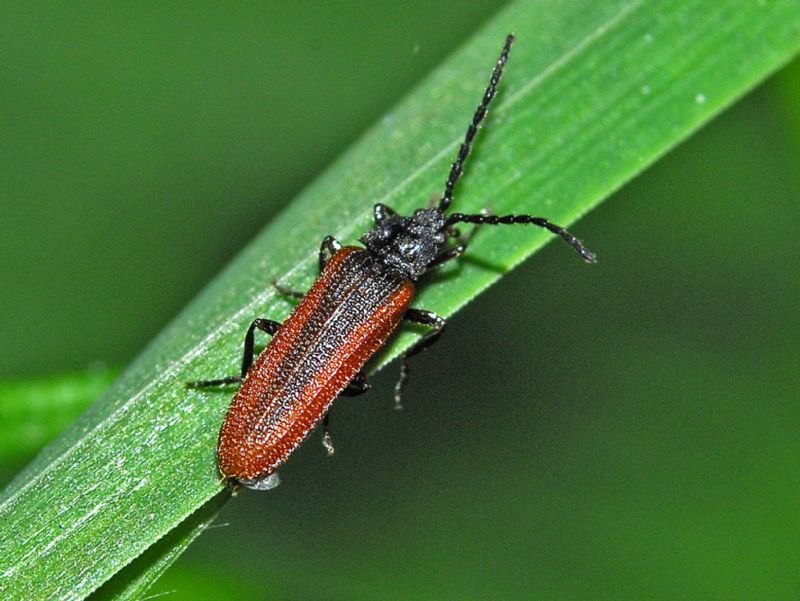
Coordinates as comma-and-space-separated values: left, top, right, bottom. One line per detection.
378, 223, 397, 239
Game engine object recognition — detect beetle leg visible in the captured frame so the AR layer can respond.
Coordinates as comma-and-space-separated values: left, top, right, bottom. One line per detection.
373, 203, 397, 224
447, 226, 462, 240
319, 235, 342, 272
395, 308, 446, 410
186, 318, 280, 389
320, 372, 370, 455
321, 412, 335, 456
427, 210, 488, 272
273, 280, 305, 299
186, 375, 242, 388
426, 243, 467, 271
239, 318, 281, 375
340, 371, 371, 397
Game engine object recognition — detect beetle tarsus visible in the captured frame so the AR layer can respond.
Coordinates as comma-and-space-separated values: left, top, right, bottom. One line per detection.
322, 413, 335, 456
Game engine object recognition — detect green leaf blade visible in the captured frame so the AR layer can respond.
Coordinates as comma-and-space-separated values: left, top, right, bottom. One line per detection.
0, 368, 117, 463
87, 491, 229, 601
1, 1, 799, 599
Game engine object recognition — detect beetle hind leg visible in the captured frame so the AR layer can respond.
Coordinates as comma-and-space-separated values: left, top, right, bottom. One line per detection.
186, 375, 242, 389
273, 280, 305, 299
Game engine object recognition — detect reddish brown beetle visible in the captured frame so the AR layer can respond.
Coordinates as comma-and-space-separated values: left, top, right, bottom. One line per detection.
188, 35, 595, 490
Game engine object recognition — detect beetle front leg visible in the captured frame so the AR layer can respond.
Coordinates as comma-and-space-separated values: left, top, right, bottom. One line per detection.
426, 243, 467, 271
425, 213, 487, 272
373, 203, 397, 224
395, 308, 446, 410
319, 235, 342, 272
186, 318, 281, 388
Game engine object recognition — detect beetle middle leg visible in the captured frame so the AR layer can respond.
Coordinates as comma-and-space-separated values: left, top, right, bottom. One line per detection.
273, 281, 304, 299
395, 308, 446, 410
186, 318, 280, 388
341, 371, 370, 397
321, 413, 336, 456
320, 371, 370, 455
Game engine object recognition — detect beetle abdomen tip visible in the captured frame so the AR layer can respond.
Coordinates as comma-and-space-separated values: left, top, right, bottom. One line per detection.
237, 472, 281, 491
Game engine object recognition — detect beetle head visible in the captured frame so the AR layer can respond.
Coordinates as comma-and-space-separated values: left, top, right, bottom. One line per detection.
360, 207, 448, 280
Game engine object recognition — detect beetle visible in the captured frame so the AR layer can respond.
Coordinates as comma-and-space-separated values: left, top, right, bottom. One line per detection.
188, 34, 595, 491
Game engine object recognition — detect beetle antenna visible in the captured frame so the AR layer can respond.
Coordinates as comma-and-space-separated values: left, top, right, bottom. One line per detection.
445, 212, 597, 263
438, 34, 515, 214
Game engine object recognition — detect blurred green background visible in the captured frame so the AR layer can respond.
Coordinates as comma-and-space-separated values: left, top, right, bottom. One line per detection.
2, 2, 799, 600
